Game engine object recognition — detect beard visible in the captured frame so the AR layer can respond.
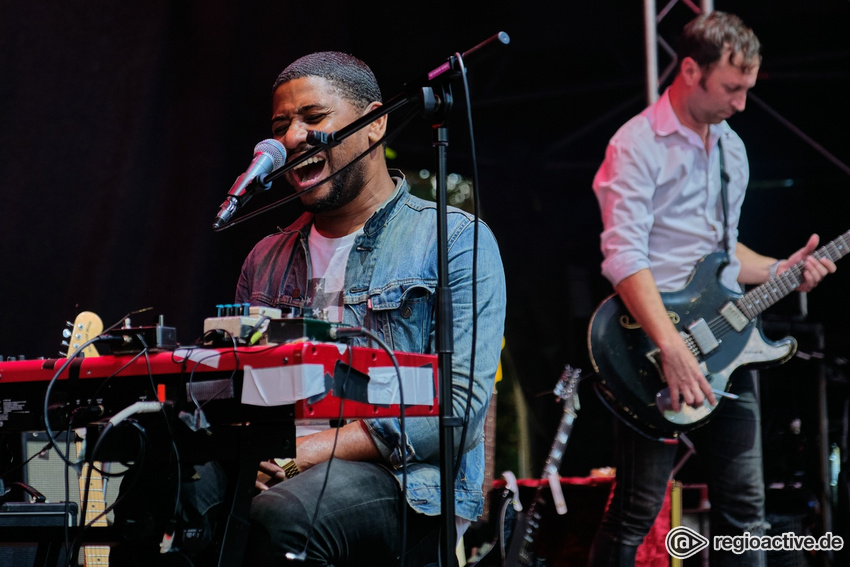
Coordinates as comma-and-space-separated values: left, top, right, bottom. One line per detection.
302, 154, 367, 214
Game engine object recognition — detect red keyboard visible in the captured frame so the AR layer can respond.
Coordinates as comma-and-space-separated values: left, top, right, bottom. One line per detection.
0, 341, 439, 432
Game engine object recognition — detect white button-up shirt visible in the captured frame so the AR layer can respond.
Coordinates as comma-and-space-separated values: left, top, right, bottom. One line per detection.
593, 88, 749, 293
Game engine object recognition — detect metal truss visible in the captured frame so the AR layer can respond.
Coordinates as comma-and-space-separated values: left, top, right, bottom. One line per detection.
643, 0, 850, 177
643, 0, 712, 104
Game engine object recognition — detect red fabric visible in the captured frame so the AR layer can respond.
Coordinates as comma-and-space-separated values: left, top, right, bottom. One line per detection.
635, 481, 671, 567
597, 477, 671, 567
487, 476, 672, 566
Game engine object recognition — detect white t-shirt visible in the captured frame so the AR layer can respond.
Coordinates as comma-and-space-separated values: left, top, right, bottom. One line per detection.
307, 225, 361, 323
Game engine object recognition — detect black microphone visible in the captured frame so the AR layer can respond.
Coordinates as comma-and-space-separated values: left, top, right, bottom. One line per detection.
213, 139, 287, 229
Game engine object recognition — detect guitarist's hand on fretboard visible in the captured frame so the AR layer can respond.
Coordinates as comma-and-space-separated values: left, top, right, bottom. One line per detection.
780, 233, 837, 293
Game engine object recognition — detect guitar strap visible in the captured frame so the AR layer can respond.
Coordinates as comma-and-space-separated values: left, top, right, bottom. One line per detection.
717, 138, 731, 255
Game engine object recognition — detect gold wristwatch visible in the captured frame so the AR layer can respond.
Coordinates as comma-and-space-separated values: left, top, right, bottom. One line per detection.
274, 457, 301, 479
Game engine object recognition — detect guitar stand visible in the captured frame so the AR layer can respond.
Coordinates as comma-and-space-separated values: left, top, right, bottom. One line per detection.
669, 433, 696, 479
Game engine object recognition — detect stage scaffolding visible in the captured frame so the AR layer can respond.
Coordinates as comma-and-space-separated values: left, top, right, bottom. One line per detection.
642, 0, 712, 104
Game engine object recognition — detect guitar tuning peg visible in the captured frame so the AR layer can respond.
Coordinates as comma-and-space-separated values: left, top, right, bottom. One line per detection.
59, 351, 67, 357
62, 329, 72, 339
65, 321, 73, 327
61, 340, 69, 347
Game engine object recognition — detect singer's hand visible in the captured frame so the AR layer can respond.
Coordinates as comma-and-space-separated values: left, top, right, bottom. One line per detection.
255, 459, 286, 492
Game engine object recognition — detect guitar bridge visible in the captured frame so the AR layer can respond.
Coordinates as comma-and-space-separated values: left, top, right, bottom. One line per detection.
687, 318, 719, 354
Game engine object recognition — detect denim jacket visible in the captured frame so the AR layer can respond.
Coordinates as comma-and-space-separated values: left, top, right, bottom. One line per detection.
236, 172, 507, 521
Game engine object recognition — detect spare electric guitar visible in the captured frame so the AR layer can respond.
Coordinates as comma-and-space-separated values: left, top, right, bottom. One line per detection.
588, 229, 849, 437
62, 310, 103, 360
64, 311, 111, 566
505, 365, 580, 567
470, 365, 582, 567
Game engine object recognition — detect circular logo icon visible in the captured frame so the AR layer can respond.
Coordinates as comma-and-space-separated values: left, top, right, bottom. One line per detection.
665, 525, 709, 559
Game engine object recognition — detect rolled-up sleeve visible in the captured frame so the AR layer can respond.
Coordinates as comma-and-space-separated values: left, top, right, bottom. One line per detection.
594, 131, 657, 287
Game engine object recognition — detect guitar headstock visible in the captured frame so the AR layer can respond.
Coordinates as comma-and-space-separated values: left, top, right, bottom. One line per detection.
62, 311, 104, 358
553, 364, 581, 409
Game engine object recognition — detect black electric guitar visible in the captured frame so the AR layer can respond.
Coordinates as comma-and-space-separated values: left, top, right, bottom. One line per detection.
588, 229, 849, 437
470, 365, 582, 567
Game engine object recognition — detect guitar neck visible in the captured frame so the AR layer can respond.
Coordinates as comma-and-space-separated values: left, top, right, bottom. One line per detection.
78, 464, 108, 526
541, 406, 577, 479
64, 314, 109, 567
512, 371, 580, 565
736, 229, 849, 318
77, 440, 110, 567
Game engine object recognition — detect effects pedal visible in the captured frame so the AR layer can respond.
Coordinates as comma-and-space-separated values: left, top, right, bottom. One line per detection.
94, 315, 178, 355
203, 304, 282, 345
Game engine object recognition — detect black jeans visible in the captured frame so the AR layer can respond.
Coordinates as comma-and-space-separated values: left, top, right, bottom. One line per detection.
246, 459, 441, 567
588, 370, 768, 567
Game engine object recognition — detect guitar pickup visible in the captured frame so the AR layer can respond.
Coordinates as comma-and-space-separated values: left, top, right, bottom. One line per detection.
720, 301, 749, 332
687, 319, 719, 354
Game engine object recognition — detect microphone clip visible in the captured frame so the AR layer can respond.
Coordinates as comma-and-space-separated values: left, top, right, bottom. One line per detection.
213, 176, 270, 230
305, 131, 338, 149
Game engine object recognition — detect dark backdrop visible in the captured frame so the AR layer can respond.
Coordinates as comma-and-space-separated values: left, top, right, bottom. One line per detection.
2, 1, 850, 477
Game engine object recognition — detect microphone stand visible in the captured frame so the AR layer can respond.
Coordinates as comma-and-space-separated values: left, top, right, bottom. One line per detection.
303, 80, 463, 567
299, 76, 464, 567
426, 83, 460, 567
214, 33, 509, 567
401, 34, 511, 562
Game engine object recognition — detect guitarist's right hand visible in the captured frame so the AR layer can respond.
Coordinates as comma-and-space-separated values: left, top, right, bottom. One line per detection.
658, 338, 716, 412
615, 269, 718, 413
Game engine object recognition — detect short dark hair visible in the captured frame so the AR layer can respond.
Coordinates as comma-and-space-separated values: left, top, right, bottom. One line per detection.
677, 11, 761, 73
272, 51, 382, 109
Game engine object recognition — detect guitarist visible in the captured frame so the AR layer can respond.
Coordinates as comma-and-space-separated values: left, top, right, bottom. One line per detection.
587, 11, 835, 567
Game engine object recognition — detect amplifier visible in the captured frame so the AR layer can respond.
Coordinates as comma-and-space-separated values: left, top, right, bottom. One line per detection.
20, 431, 124, 520
0, 501, 77, 527
0, 501, 79, 566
